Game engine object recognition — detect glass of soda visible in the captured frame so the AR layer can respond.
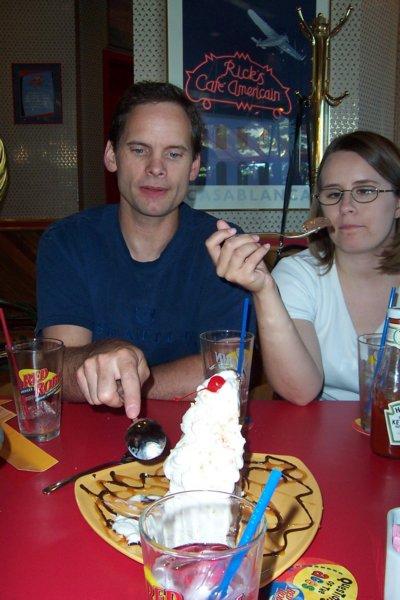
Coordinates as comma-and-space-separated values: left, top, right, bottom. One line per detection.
358, 333, 381, 433
139, 489, 266, 600
5, 338, 64, 442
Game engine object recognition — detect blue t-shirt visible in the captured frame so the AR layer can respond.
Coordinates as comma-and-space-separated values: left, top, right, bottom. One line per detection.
36, 203, 253, 366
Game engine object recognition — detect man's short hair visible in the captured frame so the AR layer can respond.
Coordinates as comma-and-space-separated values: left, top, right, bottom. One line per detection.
108, 81, 204, 157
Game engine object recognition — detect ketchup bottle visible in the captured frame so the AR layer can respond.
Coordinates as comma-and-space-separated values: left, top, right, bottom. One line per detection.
371, 308, 400, 458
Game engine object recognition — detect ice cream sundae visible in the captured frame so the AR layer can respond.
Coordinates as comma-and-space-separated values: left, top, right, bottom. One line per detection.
110, 371, 244, 544
164, 369, 245, 494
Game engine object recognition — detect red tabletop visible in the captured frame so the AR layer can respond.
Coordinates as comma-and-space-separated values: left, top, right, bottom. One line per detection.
1, 397, 399, 600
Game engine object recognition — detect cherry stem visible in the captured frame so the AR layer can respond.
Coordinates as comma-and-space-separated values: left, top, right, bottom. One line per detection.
171, 375, 226, 401
171, 387, 206, 402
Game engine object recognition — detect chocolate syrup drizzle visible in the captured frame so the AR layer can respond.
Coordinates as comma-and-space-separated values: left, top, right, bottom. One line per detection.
243, 454, 316, 557
80, 454, 317, 558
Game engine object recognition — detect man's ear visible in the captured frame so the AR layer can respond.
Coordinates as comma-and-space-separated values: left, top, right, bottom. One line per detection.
104, 141, 117, 173
189, 154, 201, 182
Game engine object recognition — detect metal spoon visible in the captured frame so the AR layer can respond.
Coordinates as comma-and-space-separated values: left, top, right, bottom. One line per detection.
125, 418, 167, 461
42, 418, 167, 494
255, 216, 332, 239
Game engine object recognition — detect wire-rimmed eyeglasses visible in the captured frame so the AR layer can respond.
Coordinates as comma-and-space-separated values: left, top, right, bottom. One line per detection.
315, 185, 397, 206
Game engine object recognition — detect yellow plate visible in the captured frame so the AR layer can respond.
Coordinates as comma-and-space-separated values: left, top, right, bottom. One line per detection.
75, 453, 323, 588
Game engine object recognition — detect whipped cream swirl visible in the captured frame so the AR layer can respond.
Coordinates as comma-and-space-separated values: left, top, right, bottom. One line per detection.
164, 370, 245, 494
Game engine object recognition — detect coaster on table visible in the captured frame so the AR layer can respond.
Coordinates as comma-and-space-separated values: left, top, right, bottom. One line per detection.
0, 404, 16, 423
0, 422, 58, 471
263, 556, 358, 599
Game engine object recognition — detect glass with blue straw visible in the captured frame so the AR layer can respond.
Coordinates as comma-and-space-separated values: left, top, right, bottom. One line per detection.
199, 297, 253, 422
366, 287, 397, 420
209, 468, 282, 600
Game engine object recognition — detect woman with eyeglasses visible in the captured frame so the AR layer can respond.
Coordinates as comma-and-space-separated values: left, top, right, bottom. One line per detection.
206, 131, 400, 403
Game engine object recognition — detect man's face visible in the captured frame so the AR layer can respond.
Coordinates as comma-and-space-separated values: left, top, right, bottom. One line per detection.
104, 102, 200, 220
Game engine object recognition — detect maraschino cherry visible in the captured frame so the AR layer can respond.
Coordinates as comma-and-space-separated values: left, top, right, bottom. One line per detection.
207, 375, 226, 392
172, 374, 226, 401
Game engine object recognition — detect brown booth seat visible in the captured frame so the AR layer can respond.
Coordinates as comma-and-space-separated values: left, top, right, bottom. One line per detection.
0, 219, 53, 342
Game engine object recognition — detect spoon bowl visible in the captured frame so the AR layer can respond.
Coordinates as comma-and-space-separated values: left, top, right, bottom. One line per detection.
300, 216, 332, 235
125, 418, 167, 461
255, 216, 332, 240
42, 418, 167, 494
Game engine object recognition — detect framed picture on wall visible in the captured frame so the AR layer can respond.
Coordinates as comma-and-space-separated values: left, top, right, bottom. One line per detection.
168, 0, 329, 210
12, 63, 63, 125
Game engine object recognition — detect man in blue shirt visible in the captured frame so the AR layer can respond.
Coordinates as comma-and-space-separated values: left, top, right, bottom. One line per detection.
37, 82, 251, 419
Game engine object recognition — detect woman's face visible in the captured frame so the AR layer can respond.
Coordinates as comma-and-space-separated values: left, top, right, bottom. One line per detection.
318, 150, 400, 256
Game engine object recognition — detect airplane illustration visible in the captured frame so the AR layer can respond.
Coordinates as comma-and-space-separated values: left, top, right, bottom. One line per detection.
248, 9, 305, 61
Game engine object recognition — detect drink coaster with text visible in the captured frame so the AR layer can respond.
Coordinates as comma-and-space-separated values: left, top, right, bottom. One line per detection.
262, 557, 358, 599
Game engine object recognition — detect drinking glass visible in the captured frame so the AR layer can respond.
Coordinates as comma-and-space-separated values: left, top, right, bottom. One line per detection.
200, 329, 254, 422
5, 338, 64, 442
358, 333, 381, 433
139, 489, 266, 600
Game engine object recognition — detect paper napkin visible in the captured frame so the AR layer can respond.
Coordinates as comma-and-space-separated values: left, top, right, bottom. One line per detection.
0, 403, 58, 471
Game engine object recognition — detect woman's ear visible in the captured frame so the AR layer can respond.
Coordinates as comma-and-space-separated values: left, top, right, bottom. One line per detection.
395, 194, 400, 219
104, 141, 117, 173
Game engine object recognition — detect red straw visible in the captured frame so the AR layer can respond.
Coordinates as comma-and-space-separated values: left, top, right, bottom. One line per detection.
0, 307, 13, 347
0, 309, 33, 422
0, 308, 21, 389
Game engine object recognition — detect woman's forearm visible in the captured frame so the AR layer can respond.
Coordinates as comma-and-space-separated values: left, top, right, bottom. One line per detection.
252, 283, 323, 404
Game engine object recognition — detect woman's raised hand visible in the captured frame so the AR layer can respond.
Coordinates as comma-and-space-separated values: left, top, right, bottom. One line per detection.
206, 220, 272, 293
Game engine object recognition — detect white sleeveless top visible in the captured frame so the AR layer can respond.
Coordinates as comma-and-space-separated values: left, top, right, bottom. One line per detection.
272, 249, 383, 401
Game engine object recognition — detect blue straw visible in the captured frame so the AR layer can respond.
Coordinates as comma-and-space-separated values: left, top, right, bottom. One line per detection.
375, 286, 397, 374
236, 297, 250, 376
210, 468, 282, 599
367, 286, 397, 416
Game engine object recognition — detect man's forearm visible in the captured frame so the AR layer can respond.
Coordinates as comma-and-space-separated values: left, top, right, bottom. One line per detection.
62, 344, 102, 401
142, 354, 204, 400
62, 339, 142, 402
63, 343, 205, 403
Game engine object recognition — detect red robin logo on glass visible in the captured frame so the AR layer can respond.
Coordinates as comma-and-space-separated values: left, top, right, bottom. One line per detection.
145, 584, 184, 600
19, 368, 61, 401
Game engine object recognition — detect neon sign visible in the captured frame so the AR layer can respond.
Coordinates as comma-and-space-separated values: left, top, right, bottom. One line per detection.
185, 51, 292, 117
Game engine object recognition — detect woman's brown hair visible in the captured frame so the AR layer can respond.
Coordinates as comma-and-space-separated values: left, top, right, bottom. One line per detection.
309, 130, 400, 273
